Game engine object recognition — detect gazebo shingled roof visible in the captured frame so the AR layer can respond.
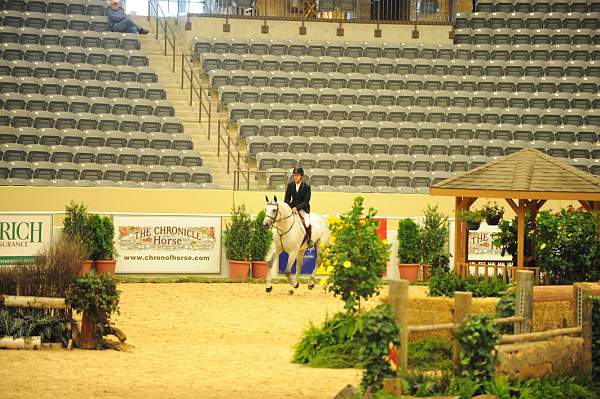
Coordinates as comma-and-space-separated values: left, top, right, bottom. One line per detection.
430, 149, 600, 271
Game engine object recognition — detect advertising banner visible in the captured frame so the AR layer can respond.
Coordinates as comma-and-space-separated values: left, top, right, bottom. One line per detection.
113, 215, 221, 273
467, 223, 511, 261
0, 213, 53, 264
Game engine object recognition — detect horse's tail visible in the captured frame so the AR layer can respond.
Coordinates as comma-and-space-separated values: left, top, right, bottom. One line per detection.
316, 215, 330, 246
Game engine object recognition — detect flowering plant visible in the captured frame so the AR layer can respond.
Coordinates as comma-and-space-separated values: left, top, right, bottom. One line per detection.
321, 197, 390, 312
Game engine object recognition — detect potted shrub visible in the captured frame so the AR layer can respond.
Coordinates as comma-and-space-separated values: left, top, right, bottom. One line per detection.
63, 201, 93, 276
481, 202, 504, 226
223, 205, 252, 279
420, 204, 450, 278
457, 209, 483, 230
396, 218, 421, 282
65, 271, 120, 350
86, 214, 117, 274
249, 210, 273, 280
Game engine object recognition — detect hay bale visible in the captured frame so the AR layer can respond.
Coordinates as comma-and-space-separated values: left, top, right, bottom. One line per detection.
533, 301, 572, 332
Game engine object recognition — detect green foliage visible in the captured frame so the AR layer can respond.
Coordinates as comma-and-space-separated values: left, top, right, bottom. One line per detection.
408, 336, 452, 371
63, 201, 89, 245
0, 308, 68, 346
400, 368, 454, 398
323, 197, 390, 312
65, 271, 120, 317
455, 313, 500, 384
495, 291, 516, 334
85, 214, 116, 261
447, 376, 482, 399
420, 205, 450, 273
492, 213, 535, 265
481, 202, 505, 225
359, 304, 400, 392
516, 375, 599, 399
536, 208, 600, 284
292, 311, 364, 369
482, 377, 512, 399
456, 209, 484, 224
428, 270, 508, 298
592, 296, 600, 382
397, 219, 421, 264
223, 205, 252, 261
248, 210, 273, 261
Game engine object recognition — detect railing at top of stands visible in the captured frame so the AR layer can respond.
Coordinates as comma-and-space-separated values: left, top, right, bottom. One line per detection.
181, 53, 250, 188
148, 0, 177, 73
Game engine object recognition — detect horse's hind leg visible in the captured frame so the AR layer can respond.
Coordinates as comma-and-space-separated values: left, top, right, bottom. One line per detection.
308, 242, 319, 290
293, 250, 305, 290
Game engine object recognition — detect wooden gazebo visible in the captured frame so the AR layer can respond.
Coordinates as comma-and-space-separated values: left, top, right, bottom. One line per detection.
430, 149, 600, 276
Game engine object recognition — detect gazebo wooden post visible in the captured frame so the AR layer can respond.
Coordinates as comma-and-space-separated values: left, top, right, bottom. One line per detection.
454, 196, 476, 276
516, 199, 526, 269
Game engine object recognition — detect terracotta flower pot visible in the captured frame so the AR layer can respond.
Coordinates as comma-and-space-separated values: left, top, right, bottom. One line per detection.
228, 260, 251, 279
398, 263, 419, 282
79, 311, 97, 350
80, 260, 93, 277
95, 259, 117, 274
251, 261, 270, 279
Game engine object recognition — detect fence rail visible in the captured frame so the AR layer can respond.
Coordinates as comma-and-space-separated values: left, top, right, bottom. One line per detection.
458, 262, 541, 285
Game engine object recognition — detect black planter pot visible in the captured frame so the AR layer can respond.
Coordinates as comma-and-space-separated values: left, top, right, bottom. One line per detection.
467, 221, 481, 230
486, 215, 502, 226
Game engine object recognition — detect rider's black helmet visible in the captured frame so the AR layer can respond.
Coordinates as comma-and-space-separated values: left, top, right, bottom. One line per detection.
292, 167, 304, 176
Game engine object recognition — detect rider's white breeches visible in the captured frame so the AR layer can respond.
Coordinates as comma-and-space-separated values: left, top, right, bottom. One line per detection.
299, 210, 310, 227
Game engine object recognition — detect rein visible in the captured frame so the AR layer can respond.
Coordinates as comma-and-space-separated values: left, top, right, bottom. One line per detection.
265, 202, 297, 251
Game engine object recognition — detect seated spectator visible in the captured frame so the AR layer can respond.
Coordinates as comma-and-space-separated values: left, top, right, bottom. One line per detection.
107, 0, 149, 34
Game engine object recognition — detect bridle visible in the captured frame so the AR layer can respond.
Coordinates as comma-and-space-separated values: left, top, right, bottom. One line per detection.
264, 201, 296, 251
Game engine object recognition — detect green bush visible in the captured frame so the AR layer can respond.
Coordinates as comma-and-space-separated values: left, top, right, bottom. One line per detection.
536, 208, 600, 284
223, 205, 252, 261
63, 201, 89, 245
248, 210, 273, 261
359, 304, 399, 392
85, 214, 116, 261
420, 205, 450, 273
428, 270, 508, 298
323, 197, 390, 312
455, 313, 500, 385
492, 213, 535, 265
0, 308, 69, 346
495, 291, 516, 334
408, 336, 452, 371
592, 296, 600, 383
65, 271, 120, 317
397, 219, 421, 264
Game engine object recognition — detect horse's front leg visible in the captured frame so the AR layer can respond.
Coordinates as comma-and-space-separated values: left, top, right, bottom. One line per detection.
308, 244, 319, 290
265, 242, 279, 293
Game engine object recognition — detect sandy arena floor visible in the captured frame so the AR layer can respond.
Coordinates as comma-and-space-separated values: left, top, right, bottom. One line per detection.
0, 283, 428, 399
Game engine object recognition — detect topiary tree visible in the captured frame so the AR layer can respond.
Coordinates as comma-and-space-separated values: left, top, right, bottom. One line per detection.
397, 218, 421, 264
420, 204, 450, 273
322, 196, 390, 312
223, 205, 252, 261
63, 201, 89, 245
85, 214, 116, 261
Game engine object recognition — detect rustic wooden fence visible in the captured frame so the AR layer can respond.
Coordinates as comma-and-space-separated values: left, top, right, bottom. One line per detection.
457, 261, 541, 285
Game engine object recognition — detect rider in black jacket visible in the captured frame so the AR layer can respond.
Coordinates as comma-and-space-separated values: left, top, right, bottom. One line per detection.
284, 167, 313, 247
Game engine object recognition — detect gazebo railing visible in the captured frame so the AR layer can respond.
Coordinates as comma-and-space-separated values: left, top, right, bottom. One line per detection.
457, 262, 541, 285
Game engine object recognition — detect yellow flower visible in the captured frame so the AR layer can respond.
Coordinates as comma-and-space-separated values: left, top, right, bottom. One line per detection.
343, 260, 352, 268
382, 239, 388, 245
319, 241, 325, 248
319, 278, 327, 285
326, 265, 334, 272
329, 236, 336, 244
540, 243, 546, 250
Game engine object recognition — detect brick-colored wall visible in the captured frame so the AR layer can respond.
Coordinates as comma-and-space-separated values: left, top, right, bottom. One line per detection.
497, 336, 584, 379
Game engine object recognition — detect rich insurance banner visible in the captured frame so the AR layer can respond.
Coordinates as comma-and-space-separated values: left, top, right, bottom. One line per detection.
0, 213, 53, 264
113, 215, 221, 273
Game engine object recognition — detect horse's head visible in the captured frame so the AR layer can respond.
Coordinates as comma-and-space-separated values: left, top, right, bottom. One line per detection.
262, 195, 279, 229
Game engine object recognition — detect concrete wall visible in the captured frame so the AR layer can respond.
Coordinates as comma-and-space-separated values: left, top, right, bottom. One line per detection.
497, 336, 584, 379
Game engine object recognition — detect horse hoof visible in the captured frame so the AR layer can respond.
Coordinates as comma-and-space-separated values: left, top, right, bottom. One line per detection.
266, 286, 272, 293
288, 289, 294, 295
308, 284, 314, 290
293, 282, 299, 289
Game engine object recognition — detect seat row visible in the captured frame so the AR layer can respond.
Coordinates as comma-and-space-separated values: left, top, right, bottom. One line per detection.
220, 86, 600, 111
208, 70, 599, 94
0, 77, 166, 99
452, 43, 599, 62
0, 93, 175, 117
200, 53, 600, 78
0, 26, 140, 50
254, 151, 600, 174
456, 11, 600, 29
2, 0, 110, 15
0, 177, 218, 189
0, 44, 149, 67
0, 109, 184, 133
1, 10, 109, 31
0, 127, 193, 150
0, 61, 157, 83
475, 0, 600, 14
237, 119, 599, 143
454, 28, 600, 46
228, 102, 600, 127
0, 143, 203, 166
245, 136, 600, 159
0, 161, 213, 184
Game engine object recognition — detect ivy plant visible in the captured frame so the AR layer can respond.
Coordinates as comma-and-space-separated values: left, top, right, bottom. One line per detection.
454, 313, 500, 385
359, 304, 400, 392
323, 196, 390, 312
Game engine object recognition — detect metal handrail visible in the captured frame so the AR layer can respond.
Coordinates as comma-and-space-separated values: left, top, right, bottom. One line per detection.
147, 0, 177, 73
180, 53, 250, 187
